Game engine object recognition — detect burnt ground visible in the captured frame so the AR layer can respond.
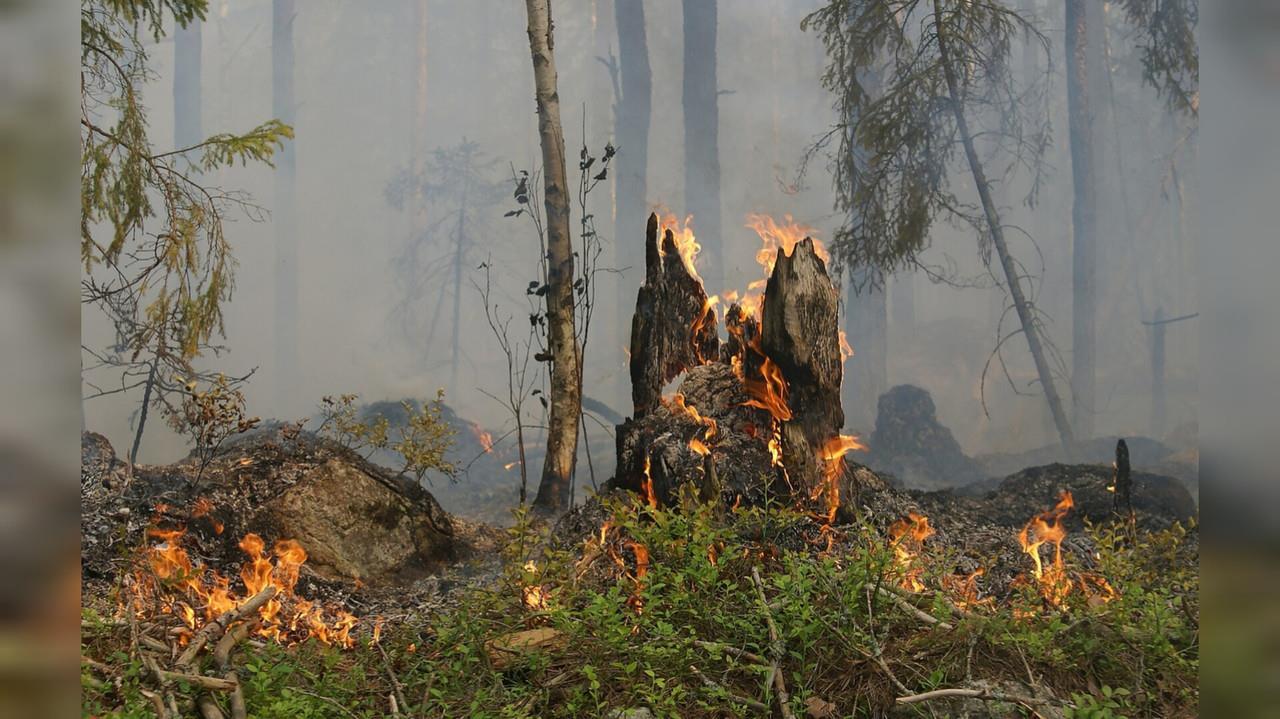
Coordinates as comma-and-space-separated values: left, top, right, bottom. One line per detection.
82, 417, 1197, 624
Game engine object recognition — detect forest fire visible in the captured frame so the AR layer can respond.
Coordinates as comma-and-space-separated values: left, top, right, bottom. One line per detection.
126, 521, 359, 648
1017, 491, 1116, 607
888, 512, 934, 592
658, 211, 703, 284
815, 434, 865, 523
1017, 491, 1075, 605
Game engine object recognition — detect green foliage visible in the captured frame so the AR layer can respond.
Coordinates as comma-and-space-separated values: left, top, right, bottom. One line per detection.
1065, 685, 1132, 719
80, 0, 291, 441
315, 392, 456, 483
83, 501, 1197, 718
1116, 0, 1199, 116
801, 0, 1052, 281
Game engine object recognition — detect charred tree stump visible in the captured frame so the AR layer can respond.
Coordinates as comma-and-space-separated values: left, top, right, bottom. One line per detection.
629, 212, 719, 418
760, 238, 845, 489
1112, 438, 1132, 518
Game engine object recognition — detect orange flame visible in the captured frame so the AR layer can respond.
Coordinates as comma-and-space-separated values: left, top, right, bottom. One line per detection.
641, 455, 657, 509
814, 434, 866, 523
658, 212, 702, 283
129, 522, 362, 648
1017, 491, 1075, 606
888, 512, 934, 592
472, 424, 495, 453
838, 330, 854, 363
745, 213, 828, 278
521, 560, 549, 611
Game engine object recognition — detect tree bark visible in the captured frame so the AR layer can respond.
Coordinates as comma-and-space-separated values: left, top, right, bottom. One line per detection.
681, 0, 721, 293
614, 0, 652, 371
412, 0, 429, 261
842, 271, 887, 430
1067, 0, 1097, 439
525, 0, 582, 515
273, 0, 298, 415
761, 239, 844, 489
933, 0, 1076, 454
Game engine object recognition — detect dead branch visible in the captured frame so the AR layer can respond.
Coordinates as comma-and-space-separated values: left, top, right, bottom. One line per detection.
378, 639, 411, 717
155, 669, 238, 691
751, 567, 797, 719
895, 686, 1052, 708
693, 640, 768, 667
195, 694, 227, 719
689, 664, 770, 713
876, 586, 953, 631
176, 586, 277, 669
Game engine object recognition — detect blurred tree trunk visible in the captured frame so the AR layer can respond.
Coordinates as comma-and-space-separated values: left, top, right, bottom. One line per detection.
614, 0, 651, 365
681, 0, 721, 293
842, 272, 886, 430
450, 179, 469, 397
1067, 0, 1097, 439
525, 0, 582, 515
273, 0, 298, 414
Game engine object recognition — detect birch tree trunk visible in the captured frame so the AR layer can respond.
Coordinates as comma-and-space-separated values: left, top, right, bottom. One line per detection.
525, 0, 582, 515
1066, 0, 1097, 439
273, 0, 298, 415
681, 0, 721, 293
933, 0, 1076, 454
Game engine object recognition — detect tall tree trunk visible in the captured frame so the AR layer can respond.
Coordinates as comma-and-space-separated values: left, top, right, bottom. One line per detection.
890, 271, 914, 335
273, 0, 298, 415
1066, 0, 1097, 439
174, 19, 202, 148
614, 0, 652, 378
934, 0, 1076, 453
842, 271, 886, 430
681, 0, 721, 293
525, 0, 582, 515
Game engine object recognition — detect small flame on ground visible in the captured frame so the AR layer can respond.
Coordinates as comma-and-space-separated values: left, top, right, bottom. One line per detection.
814, 434, 866, 523
521, 560, 549, 611
888, 512, 934, 592
1016, 490, 1116, 608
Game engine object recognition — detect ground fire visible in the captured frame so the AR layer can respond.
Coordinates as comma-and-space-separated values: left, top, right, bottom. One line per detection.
126, 515, 360, 649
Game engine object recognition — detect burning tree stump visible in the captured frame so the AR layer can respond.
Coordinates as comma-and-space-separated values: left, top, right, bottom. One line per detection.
630, 213, 720, 418
615, 217, 859, 514
760, 237, 845, 490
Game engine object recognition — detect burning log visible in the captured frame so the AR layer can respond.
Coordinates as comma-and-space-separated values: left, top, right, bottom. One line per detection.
630, 213, 720, 418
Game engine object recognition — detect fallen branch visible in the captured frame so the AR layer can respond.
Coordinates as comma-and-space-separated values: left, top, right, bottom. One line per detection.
876, 586, 953, 631
751, 567, 797, 719
693, 639, 768, 667
155, 669, 239, 691
196, 694, 227, 719
176, 586, 277, 669
895, 686, 1052, 707
378, 638, 410, 717
213, 620, 256, 719
689, 664, 770, 713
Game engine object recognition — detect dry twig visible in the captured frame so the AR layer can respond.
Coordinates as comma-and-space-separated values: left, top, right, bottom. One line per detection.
689, 664, 770, 713
751, 567, 797, 719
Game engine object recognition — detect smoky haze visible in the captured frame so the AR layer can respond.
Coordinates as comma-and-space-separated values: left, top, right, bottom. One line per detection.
81, 0, 1197, 495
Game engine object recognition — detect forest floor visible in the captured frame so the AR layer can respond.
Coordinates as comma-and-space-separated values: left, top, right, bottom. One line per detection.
82, 483, 1198, 718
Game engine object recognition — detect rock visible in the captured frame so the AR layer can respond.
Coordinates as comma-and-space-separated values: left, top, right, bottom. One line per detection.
865, 385, 988, 490
81, 428, 457, 588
